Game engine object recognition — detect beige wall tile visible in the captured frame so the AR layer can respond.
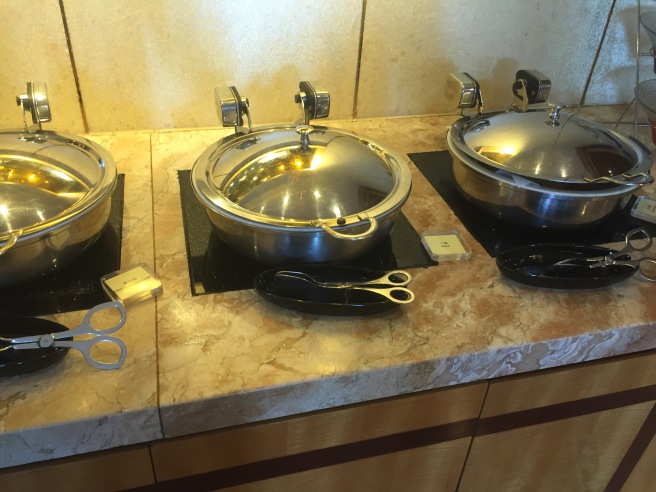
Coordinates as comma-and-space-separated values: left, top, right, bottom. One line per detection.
63, 0, 363, 132
3, 0, 639, 133
0, 1, 84, 133
584, 0, 639, 107
357, 0, 615, 118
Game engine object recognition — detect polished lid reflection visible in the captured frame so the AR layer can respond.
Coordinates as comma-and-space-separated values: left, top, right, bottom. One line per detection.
452, 109, 651, 184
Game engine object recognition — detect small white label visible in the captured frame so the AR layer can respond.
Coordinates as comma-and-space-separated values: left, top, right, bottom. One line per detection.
103, 265, 162, 303
631, 196, 656, 224
423, 234, 467, 256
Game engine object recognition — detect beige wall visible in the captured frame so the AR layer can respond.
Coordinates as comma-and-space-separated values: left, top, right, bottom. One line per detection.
0, 0, 647, 133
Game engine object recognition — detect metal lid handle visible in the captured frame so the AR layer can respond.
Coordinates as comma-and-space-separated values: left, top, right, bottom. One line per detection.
447, 72, 483, 114
215, 86, 252, 133
295, 81, 330, 125
0, 230, 22, 256
584, 172, 654, 185
16, 82, 51, 131
311, 215, 378, 241
513, 70, 551, 111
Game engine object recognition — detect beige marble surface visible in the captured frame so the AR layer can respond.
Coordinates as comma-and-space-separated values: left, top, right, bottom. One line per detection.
0, 132, 161, 468
2, 107, 656, 469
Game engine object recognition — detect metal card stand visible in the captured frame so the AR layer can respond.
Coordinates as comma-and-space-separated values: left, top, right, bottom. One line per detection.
621, 0, 656, 140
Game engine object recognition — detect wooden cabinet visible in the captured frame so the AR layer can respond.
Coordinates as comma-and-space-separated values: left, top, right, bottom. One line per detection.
3, 351, 656, 491
150, 382, 488, 491
458, 351, 656, 492
0, 444, 155, 492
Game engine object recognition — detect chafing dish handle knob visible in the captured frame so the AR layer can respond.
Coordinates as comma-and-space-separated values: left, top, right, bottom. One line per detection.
16, 82, 51, 131
447, 73, 482, 112
296, 125, 315, 150
547, 103, 565, 126
295, 81, 330, 125
215, 86, 252, 133
514, 70, 551, 105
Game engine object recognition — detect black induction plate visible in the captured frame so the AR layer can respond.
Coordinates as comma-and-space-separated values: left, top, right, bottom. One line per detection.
409, 151, 656, 257
496, 244, 638, 289
254, 266, 403, 316
178, 170, 435, 296
0, 174, 125, 316
0, 316, 71, 377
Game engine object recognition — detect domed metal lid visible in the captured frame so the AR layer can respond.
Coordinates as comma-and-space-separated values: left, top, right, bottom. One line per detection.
191, 124, 411, 226
449, 107, 653, 186
0, 130, 116, 241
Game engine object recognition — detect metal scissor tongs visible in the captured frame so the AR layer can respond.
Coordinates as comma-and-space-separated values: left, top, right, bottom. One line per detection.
275, 270, 415, 304
552, 227, 656, 281
0, 301, 128, 369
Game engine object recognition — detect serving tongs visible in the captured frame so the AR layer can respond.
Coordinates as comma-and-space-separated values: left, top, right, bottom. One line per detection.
0, 301, 128, 370
274, 270, 415, 304
548, 227, 656, 281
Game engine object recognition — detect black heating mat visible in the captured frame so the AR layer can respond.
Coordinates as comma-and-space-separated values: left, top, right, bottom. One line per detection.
0, 175, 125, 316
409, 151, 656, 257
177, 170, 435, 296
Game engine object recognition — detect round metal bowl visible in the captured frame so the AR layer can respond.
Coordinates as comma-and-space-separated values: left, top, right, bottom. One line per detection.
446, 105, 653, 228
0, 130, 117, 286
447, 132, 637, 229
191, 124, 412, 264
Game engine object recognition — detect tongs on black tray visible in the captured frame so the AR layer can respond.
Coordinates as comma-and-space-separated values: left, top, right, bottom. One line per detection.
548, 227, 656, 281
274, 269, 415, 304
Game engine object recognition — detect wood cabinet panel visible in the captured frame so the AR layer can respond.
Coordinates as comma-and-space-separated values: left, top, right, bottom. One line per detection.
219, 437, 471, 492
614, 404, 656, 492
459, 350, 656, 492
151, 382, 487, 489
479, 351, 656, 416
0, 444, 155, 492
459, 402, 654, 491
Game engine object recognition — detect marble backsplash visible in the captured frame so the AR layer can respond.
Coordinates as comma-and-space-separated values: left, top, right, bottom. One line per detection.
0, 0, 648, 133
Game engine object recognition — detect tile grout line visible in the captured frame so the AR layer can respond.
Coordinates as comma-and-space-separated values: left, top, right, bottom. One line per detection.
352, 0, 368, 119
148, 132, 165, 439
58, 0, 89, 133
580, 0, 617, 106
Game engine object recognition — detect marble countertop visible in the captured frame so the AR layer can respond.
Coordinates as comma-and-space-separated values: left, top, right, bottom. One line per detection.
2, 109, 656, 468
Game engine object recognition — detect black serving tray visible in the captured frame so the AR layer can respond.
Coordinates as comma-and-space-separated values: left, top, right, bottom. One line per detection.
0, 315, 71, 377
496, 244, 637, 289
254, 266, 405, 316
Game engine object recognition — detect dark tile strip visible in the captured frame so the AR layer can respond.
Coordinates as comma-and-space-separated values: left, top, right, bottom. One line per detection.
604, 402, 656, 492
58, 0, 89, 132
155, 419, 478, 492
579, 0, 617, 106
476, 384, 656, 436
120, 485, 157, 492
352, 0, 368, 119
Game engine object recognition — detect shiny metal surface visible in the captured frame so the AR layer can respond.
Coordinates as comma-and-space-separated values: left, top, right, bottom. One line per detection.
447, 73, 480, 110
449, 108, 653, 186
0, 130, 116, 286
295, 81, 330, 124
447, 129, 636, 229
512, 70, 551, 110
16, 82, 51, 129
195, 124, 408, 223
215, 86, 251, 131
192, 124, 411, 264
0, 131, 114, 236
